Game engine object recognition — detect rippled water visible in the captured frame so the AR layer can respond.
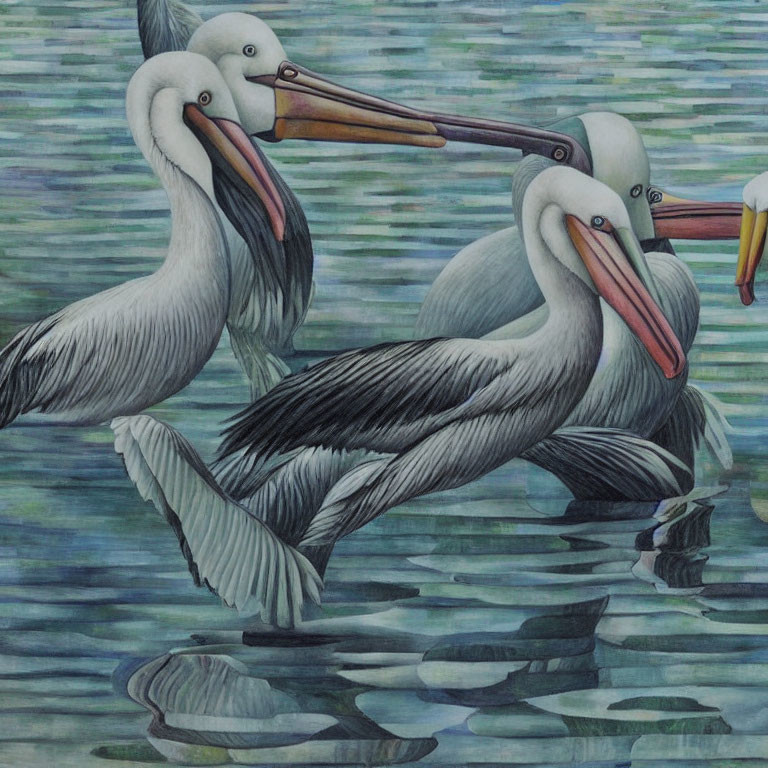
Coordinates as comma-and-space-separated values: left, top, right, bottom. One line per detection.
2, 0, 768, 765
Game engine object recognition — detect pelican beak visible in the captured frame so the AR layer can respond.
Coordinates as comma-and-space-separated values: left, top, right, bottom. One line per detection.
614, 226, 662, 306
735, 203, 767, 306
183, 103, 286, 242
650, 189, 742, 240
566, 215, 685, 379
248, 62, 591, 172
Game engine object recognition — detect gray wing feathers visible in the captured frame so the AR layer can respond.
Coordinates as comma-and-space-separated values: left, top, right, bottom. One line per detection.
0, 316, 60, 427
650, 384, 733, 473
219, 338, 511, 459
137, 0, 203, 58
0, 277, 225, 425
238, 448, 366, 544
301, 410, 537, 546
112, 415, 321, 628
522, 426, 689, 501
299, 458, 390, 546
227, 324, 290, 400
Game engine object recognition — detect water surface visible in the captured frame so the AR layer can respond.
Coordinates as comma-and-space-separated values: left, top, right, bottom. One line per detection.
2, 1, 768, 765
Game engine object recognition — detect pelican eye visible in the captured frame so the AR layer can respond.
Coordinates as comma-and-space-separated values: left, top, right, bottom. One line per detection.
647, 187, 663, 205
242, 44, 257, 57
630, 184, 643, 198
591, 216, 606, 229
198, 91, 212, 107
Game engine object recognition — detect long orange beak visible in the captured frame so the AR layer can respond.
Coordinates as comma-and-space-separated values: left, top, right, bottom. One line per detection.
248, 62, 591, 172
735, 203, 767, 306
566, 215, 685, 379
183, 103, 286, 242
651, 190, 742, 240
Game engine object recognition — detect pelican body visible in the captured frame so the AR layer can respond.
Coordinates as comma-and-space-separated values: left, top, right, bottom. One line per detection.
416, 114, 731, 495
0, 53, 302, 427
218, 167, 683, 546
114, 166, 684, 624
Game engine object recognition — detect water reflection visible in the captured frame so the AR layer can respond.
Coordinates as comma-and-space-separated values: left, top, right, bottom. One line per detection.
633, 491, 718, 592
115, 647, 437, 765
108, 491, 745, 765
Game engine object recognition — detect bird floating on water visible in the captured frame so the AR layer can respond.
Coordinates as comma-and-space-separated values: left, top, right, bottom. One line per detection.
0, 52, 304, 428
416, 112, 733, 498
114, 165, 685, 625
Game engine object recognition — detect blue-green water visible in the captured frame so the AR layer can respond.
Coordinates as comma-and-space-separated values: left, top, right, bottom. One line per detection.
2, 0, 768, 765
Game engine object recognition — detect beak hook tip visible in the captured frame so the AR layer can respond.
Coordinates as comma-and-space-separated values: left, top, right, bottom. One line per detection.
738, 281, 755, 306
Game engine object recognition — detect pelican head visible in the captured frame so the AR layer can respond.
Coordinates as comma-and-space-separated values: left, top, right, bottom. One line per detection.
526, 166, 685, 380
186, 12, 446, 147
574, 112, 654, 241
736, 171, 768, 305
548, 112, 741, 247
187, 13, 287, 135
127, 51, 286, 240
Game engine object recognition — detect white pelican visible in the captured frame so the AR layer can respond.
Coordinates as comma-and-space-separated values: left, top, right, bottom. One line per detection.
416, 113, 733, 498
416, 112, 740, 339
0, 52, 299, 428
133, 5, 612, 395
736, 171, 768, 305
114, 166, 685, 620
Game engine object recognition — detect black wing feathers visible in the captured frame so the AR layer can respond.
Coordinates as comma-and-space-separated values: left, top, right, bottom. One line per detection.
219, 338, 504, 460
0, 317, 60, 428
209, 136, 313, 333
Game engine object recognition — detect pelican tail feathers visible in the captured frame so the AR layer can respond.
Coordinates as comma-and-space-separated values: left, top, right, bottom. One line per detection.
137, 0, 203, 58
227, 324, 290, 400
112, 415, 321, 628
522, 426, 689, 501
650, 384, 733, 474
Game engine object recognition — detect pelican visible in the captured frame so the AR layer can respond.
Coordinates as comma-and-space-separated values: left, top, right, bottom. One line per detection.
416, 113, 733, 498
736, 171, 768, 305
135, 1, 743, 403
114, 166, 685, 624
0, 52, 302, 428
133, 4, 591, 396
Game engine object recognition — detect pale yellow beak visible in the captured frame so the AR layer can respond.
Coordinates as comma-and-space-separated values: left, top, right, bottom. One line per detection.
735, 203, 767, 306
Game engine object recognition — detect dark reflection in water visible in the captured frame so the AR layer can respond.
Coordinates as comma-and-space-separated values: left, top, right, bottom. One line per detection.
95, 488, 755, 766
634, 494, 715, 591
112, 648, 437, 765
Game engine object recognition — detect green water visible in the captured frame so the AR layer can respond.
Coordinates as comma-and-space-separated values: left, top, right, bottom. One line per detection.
2, 0, 768, 765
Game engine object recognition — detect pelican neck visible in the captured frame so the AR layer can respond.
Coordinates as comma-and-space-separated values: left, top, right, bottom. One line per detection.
525, 212, 599, 330
159, 162, 230, 279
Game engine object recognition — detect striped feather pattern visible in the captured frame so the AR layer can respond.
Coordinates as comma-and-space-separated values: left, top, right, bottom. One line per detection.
523, 426, 689, 501
0, 178, 229, 426
112, 415, 322, 628
227, 324, 290, 400
218, 338, 516, 461
212, 136, 314, 362
137, 0, 202, 58
237, 448, 368, 545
